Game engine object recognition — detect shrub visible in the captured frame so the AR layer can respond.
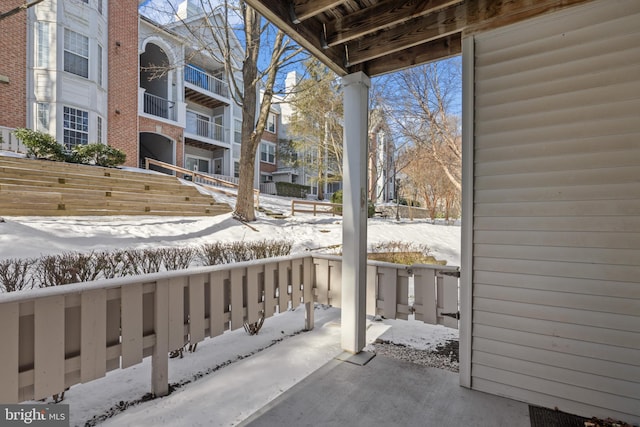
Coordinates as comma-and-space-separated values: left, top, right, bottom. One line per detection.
199, 240, 293, 265
161, 247, 197, 271
275, 181, 310, 198
368, 241, 445, 265
13, 128, 65, 161
331, 190, 375, 218
72, 143, 126, 167
0, 258, 35, 292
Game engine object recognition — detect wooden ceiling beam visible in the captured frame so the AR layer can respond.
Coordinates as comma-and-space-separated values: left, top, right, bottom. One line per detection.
345, 4, 464, 67
245, 0, 349, 75
345, 0, 593, 67
290, 0, 348, 24
362, 33, 462, 77
325, 0, 461, 47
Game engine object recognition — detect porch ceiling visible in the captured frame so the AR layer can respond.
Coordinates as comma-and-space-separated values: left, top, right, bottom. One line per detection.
185, 87, 227, 109
244, 0, 594, 77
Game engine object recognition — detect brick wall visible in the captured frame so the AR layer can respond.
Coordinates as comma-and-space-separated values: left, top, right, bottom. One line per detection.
139, 116, 184, 168
0, 1, 27, 129
107, 0, 139, 167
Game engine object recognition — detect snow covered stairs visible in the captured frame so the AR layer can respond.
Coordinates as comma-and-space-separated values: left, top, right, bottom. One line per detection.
0, 156, 231, 216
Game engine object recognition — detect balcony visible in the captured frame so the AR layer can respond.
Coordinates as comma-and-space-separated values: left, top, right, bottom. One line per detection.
185, 111, 229, 146
143, 92, 176, 121
138, 89, 186, 126
184, 65, 230, 108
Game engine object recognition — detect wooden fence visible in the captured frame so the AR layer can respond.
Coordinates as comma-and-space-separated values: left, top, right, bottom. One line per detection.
291, 200, 341, 216
0, 254, 459, 404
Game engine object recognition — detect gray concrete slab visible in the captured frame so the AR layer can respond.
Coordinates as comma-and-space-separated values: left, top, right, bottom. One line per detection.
239, 355, 530, 427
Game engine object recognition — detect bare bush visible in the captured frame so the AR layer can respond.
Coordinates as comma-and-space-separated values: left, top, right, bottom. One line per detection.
161, 247, 197, 271
0, 258, 35, 292
199, 240, 293, 266
199, 242, 227, 266
94, 250, 125, 279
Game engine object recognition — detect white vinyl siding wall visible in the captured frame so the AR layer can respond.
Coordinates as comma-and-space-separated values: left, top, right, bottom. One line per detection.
471, 0, 640, 423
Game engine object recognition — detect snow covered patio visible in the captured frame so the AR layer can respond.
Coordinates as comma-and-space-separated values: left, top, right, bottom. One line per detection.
92, 311, 528, 427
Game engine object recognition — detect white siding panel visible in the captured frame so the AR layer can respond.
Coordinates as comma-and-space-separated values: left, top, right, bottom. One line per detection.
473, 271, 639, 299
474, 216, 640, 233
472, 0, 640, 422
474, 323, 640, 367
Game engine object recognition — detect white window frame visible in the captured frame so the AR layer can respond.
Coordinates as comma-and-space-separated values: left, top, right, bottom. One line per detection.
185, 155, 210, 173
63, 106, 89, 149
36, 102, 49, 132
260, 142, 276, 164
64, 29, 89, 79
234, 119, 242, 144
36, 21, 49, 68
266, 113, 276, 133
97, 44, 103, 86
96, 116, 103, 144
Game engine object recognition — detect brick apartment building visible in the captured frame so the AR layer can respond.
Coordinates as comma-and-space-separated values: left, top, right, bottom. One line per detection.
0, 0, 278, 187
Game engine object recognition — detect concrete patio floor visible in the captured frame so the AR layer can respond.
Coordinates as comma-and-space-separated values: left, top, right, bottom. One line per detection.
239, 353, 531, 427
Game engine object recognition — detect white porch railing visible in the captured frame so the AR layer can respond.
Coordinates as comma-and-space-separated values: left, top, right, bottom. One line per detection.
0, 254, 459, 404
143, 92, 177, 121
186, 112, 227, 144
185, 65, 229, 99
0, 126, 27, 154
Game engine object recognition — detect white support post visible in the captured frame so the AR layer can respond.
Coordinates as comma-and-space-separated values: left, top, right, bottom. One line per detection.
341, 71, 370, 354
460, 35, 475, 389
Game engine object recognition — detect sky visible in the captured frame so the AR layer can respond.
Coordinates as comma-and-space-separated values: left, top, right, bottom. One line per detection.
0, 156, 462, 426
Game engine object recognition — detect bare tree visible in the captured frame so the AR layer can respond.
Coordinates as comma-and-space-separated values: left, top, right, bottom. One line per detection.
384, 59, 462, 192
285, 59, 343, 200
141, 0, 306, 221
0, 0, 45, 21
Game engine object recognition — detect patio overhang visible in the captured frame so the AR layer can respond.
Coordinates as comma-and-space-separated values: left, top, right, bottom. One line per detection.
243, 0, 594, 77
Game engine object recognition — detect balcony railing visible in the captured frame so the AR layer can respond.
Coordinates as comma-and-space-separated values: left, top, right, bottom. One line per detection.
0, 254, 459, 404
0, 126, 27, 153
143, 92, 177, 121
186, 112, 227, 144
185, 64, 229, 98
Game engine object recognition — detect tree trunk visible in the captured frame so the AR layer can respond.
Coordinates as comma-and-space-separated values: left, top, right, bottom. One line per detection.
233, 4, 260, 222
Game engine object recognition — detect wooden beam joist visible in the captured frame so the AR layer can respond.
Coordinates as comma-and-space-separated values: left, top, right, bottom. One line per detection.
363, 33, 462, 77
344, 4, 464, 67
344, 0, 593, 67
290, 0, 348, 24
325, 0, 461, 47
246, 0, 595, 77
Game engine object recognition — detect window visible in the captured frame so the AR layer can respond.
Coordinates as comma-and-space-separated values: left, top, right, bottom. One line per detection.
234, 119, 242, 144
97, 0, 103, 14
36, 22, 49, 68
36, 103, 49, 132
96, 116, 103, 144
64, 29, 89, 78
234, 161, 240, 178
97, 44, 103, 86
186, 157, 209, 173
63, 106, 88, 149
260, 142, 275, 164
266, 113, 276, 133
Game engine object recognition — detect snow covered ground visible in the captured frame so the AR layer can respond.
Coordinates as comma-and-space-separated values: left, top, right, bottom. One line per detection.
0, 192, 461, 266
0, 169, 461, 426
